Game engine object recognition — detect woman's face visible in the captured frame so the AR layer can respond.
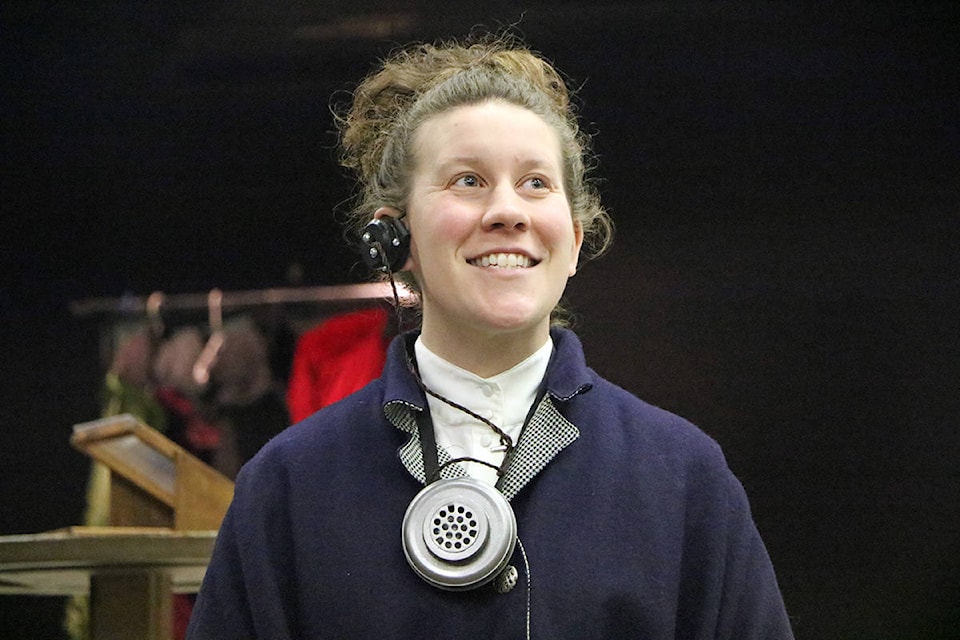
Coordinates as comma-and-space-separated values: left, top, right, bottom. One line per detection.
394, 100, 583, 357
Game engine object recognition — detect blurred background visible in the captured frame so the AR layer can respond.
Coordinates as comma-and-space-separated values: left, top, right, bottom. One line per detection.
2, 1, 958, 638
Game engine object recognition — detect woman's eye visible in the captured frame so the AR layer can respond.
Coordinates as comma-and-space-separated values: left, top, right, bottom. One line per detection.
524, 176, 549, 190
454, 174, 480, 187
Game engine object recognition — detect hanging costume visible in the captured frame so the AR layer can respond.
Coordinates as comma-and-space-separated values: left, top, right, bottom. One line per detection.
187, 328, 794, 639
286, 307, 389, 422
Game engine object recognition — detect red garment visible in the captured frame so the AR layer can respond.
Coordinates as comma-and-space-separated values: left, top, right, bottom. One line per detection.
286, 307, 390, 422
154, 386, 222, 453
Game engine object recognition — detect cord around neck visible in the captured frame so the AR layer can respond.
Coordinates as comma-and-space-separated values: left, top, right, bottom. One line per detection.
406, 343, 548, 488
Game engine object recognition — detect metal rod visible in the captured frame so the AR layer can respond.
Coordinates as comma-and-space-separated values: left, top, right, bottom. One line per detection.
69, 282, 403, 318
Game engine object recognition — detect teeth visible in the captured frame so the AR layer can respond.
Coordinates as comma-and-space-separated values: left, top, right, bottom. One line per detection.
471, 253, 532, 268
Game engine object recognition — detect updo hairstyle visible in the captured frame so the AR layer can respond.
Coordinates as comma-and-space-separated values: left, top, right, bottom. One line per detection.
335, 34, 613, 270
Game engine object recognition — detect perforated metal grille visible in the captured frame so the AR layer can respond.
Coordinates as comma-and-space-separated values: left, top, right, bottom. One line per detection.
421, 496, 489, 563
430, 503, 479, 553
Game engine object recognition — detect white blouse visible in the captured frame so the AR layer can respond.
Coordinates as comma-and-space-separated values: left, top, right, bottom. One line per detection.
413, 336, 553, 485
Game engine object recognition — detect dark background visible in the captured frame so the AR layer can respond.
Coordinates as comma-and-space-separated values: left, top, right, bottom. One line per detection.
2, 1, 958, 638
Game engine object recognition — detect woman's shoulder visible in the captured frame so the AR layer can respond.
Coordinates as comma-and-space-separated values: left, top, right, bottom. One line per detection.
239, 378, 388, 474
576, 369, 726, 465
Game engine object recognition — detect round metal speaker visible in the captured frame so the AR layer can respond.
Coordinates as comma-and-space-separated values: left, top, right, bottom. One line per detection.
402, 477, 517, 591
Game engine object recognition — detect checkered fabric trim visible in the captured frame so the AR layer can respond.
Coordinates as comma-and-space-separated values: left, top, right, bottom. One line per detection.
385, 395, 580, 499
498, 394, 580, 500
387, 401, 468, 484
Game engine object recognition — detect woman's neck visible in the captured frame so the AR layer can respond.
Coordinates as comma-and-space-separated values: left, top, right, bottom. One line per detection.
418, 320, 550, 379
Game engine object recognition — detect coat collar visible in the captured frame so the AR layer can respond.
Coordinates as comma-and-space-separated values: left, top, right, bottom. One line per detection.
381, 328, 593, 500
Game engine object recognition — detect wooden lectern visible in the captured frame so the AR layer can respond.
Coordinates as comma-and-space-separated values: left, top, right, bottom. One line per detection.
70, 414, 234, 531
64, 414, 233, 640
0, 415, 234, 640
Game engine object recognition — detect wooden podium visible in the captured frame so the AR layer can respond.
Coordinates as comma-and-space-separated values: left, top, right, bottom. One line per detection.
0, 415, 234, 640
70, 414, 234, 531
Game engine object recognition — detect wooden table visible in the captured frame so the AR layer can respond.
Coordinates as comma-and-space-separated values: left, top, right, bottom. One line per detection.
0, 527, 216, 640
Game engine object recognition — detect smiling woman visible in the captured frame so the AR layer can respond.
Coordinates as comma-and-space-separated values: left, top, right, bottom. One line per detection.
384, 100, 583, 374
186, 34, 795, 640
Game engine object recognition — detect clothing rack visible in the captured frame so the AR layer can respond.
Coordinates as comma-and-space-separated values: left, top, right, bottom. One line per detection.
69, 282, 409, 319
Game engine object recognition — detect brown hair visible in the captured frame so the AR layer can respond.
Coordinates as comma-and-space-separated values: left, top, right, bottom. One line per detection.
335, 34, 613, 297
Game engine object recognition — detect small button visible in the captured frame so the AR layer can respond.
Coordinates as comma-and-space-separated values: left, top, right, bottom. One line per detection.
480, 434, 493, 448
482, 384, 495, 398
493, 565, 519, 594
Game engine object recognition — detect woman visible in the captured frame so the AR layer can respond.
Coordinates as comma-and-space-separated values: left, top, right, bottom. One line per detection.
187, 35, 794, 639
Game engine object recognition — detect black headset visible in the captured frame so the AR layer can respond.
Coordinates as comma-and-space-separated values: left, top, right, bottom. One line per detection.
360, 216, 410, 273
360, 214, 521, 593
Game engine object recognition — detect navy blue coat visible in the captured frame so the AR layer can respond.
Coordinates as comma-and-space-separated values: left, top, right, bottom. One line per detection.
188, 329, 794, 639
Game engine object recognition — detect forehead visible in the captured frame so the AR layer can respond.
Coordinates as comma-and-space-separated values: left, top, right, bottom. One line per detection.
411, 101, 562, 170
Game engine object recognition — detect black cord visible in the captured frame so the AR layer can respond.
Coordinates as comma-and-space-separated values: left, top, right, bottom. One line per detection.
438, 456, 504, 475
421, 385, 515, 451
386, 256, 553, 488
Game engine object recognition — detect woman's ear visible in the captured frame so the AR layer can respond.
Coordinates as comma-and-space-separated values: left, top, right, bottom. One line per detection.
568, 220, 585, 276
373, 206, 402, 221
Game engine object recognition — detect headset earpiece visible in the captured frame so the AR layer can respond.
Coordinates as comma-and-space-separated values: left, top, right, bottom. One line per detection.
361, 217, 410, 273
402, 477, 517, 591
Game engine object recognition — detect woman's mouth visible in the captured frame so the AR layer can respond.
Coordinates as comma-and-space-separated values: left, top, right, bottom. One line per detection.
467, 253, 536, 268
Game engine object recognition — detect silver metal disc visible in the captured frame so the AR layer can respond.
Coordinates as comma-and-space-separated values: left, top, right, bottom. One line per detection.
402, 478, 517, 590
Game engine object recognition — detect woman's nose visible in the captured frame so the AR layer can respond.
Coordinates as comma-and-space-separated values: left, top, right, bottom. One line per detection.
481, 185, 530, 231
